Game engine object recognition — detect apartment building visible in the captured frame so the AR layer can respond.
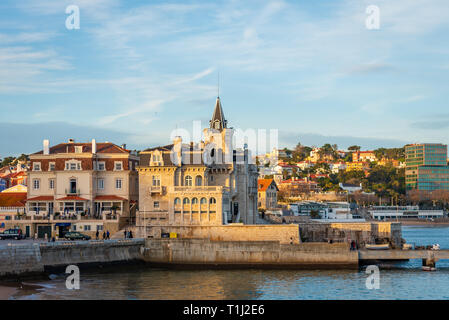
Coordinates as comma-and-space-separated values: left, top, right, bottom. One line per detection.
257, 179, 278, 209
8, 139, 139, 238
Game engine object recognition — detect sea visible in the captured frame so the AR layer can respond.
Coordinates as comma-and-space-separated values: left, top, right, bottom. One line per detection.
10, 226, 449, 300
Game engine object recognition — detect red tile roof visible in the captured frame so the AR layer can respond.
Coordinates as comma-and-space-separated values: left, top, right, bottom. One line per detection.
33, 142, 130, 155
94, 195, 127, 201
258, 179, 278, 192
0, 193, 27, 207
27, 196, 54, 201
56, 196, 89, 201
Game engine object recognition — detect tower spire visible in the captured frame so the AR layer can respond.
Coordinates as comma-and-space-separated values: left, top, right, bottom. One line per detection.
209, 96, 227, 131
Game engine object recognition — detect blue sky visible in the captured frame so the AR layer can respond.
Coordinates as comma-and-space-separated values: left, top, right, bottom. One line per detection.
1, 0, 449, 156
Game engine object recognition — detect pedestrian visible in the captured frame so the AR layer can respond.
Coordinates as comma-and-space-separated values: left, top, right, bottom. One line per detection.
96, 230, 99, 240
106, 230, 110, 239
129, 230, 133, 239
124, 229, 127, 239
102, 231, 106, 240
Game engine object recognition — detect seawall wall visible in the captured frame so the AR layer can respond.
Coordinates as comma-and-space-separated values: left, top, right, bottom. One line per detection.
143, 238, 359, 269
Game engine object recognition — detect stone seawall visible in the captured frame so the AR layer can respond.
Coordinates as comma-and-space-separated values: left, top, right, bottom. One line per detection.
0, 244, 44, 277
143, 239, 359, 269
0, 239, 145, 278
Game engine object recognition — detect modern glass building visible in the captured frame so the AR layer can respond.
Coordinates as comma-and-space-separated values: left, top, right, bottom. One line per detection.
405, 143, 449, 191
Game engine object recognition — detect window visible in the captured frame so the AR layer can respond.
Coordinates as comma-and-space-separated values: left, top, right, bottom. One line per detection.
114, 162, 123, 171
66, 161, 81, 170
209, 197, 216, 204
192, 198, 198, 204
195, 175, 203, 186
69, 178, 77, 193
154, 201, 160, 209
75, 146, 83, 153
174, 198, 181, 205
33, 163, 41, 171
116, 178, 122, 189
84, 225, 91, 231
33, 179, 40, 190
96, 225, 103, 231
152, 176, 161, 187
49, 179, 55, 190
97, 178, 104, 190
97, 162, 105, 171
185, 175, 192, 186
183, 198, 190, 204
49, 163, 55, 171
73, 225, 77, 231
152, 154, 161, 162
200, 198, 207, 204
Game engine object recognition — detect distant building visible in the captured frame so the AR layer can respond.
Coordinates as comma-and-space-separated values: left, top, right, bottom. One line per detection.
368, 205, 444, 220
352, 151, 377, 162
346, 161, 369, 171
289, 201, 358, 220
339, 183, 362, 193
330, 162, 347, 174
405, 143, 449, 192
257, 179, 278, 209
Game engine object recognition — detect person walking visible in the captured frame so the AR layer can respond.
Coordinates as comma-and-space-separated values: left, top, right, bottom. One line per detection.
106, 230, 110, 240
124, 229, 127, 239
102, 231, 106, 240
96, 230, 99, 240
129, 230, 133, 239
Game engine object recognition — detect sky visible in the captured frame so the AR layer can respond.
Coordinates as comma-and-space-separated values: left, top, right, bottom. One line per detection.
1, 0, 449, 156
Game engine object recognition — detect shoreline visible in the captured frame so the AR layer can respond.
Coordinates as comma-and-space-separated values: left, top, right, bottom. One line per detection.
400, 221, 449, 227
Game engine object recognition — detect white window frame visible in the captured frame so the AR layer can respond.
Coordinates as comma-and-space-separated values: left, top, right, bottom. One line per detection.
49, 162, 55, 171
49, 179, 55, 190
97, 178, 104, 190
115, 178, 122, 189
97, 161, 105, 171
33, 162, 41, 171
33, 179, 40, 190
152, 175, 161, 187
65, 160, 81, 171
114, 161, 123, 171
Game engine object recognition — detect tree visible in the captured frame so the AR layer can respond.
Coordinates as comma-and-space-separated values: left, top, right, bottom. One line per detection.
348, 145, 361, 152
0, 157, 15, 167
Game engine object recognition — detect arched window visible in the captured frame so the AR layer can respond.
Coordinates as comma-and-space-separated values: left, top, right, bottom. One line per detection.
195, 175, 203, 186
209, 197, 216, 204
185, 175, 192, 186
174, 198, 181, 205
183, 198, 190, 204
200, 198, 207, 204
192, 198, 198, 204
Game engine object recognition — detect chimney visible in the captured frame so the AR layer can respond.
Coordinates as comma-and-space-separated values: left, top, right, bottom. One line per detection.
43, 139, 50, 155
92, 139, 97, 154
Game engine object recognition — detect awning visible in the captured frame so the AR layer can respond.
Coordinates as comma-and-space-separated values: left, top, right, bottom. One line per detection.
56, 196, 89, 201
27, 196, 54, 201
55, 223, 71, 227
94, 195, 127, 201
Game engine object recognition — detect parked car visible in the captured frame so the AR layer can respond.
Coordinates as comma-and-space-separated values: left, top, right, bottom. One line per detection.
64, 231, 91, 241
0, 228, 25, 240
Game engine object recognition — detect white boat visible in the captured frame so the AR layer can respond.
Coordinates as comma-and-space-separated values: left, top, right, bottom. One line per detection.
365, 244, 390, 250
422, 266, 437, 271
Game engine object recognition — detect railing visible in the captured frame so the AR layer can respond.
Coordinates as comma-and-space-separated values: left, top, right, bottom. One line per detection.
149, 186, 164, 194
65, 188, 81, 195
0, 207, 26, 213
172, 186, 230, 193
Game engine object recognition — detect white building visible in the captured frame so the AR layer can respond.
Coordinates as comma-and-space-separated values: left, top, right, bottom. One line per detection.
368, 206, 444, 220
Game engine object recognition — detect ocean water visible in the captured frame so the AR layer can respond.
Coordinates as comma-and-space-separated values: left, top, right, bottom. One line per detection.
12, 226, 449, 300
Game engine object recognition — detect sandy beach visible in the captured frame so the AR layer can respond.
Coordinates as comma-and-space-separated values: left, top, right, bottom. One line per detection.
0, 284, 18, 300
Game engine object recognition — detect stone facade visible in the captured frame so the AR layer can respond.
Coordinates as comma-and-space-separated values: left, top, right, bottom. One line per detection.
137, 97, 259, 235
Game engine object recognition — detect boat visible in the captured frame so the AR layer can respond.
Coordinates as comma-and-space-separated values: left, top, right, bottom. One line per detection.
365, 244, 390, 250
422, 266, 437, 271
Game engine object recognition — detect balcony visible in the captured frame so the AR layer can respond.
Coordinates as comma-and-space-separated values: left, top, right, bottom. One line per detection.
149, 186, 165, 194
66, 188, 80, 195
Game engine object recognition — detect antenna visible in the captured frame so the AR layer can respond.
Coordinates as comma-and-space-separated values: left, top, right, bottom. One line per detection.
217, 71, 219, 97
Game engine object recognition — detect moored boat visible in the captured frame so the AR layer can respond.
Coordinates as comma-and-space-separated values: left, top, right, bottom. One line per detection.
365, 244, 390, 250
